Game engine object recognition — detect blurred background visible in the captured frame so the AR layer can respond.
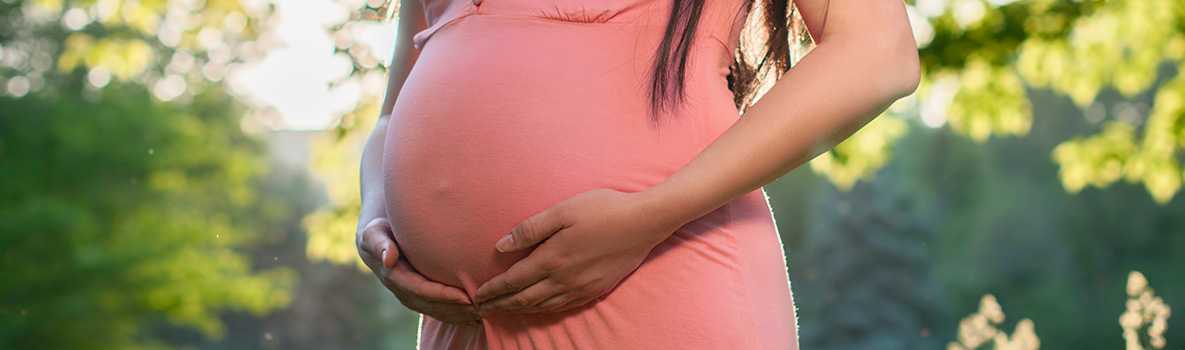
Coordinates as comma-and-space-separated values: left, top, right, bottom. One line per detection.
1, 0, 1181, 349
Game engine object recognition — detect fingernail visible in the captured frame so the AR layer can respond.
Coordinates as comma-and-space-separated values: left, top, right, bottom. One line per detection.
381, 248, 388, 263
495, 234, 513, 252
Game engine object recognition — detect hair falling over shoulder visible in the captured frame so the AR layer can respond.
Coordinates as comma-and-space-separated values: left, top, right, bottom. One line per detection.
651, 0, 805, 121
369, 0, 812, 120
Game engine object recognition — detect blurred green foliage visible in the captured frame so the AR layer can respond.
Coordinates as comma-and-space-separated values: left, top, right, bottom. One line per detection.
0, 0, 297, 348
303, 102, 379, 269
0, 83, 294, 349
809, 113, 909, 190
815, 0, 1185, 204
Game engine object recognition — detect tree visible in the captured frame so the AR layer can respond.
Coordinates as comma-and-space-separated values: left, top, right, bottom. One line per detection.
908, 0, 1185, 204
0, 0, 297, 348
795, 153, 947, 350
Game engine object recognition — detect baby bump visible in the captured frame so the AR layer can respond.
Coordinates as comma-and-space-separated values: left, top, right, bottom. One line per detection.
382, 84, 696, 294
381, 15, 736, 294
382, 111, 636, 293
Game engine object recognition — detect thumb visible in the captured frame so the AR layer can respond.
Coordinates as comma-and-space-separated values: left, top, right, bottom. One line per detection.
362, 218, 399, 268
496, 207, 567, 252
381, 240, 399, 268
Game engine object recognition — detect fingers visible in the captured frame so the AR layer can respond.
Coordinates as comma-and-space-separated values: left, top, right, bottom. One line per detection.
473, 257, 551, 303
377, 253, 480, 324
385, 259, 474, 305
478, 279, 563, 314
359, 218, 399, 268
496, 207, 569, 253
357, 219, 481, 323
381, 240, 397, 268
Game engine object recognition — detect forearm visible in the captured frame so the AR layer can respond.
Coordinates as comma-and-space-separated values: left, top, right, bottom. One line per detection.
357, 0, 426, 233
640, 26, 920, 230
356, 73, 417, 232
355, 73, 404, 233
358, 117, 391, 232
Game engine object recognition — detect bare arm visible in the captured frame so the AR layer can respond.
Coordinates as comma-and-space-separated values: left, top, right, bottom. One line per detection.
639, 0, 921, 228
355, 0, 481, 324
356, 0, 428, 232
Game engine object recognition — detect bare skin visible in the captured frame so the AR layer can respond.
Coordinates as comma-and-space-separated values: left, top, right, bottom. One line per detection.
471, 0, 921, 314
357, 0, 920, 320
354, 0, 482, 324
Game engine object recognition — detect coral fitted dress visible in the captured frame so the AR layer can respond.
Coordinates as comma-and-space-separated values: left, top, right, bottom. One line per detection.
382, 0, 799, 348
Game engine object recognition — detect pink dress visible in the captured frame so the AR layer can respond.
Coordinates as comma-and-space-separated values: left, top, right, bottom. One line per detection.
383, 0, 799, 348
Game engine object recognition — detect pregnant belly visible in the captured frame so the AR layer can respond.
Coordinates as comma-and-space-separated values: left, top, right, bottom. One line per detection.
382, 15, 738, 294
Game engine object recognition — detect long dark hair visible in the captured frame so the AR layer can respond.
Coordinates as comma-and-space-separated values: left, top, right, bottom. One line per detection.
650, 0, 796, 121
376, 0, 799, 120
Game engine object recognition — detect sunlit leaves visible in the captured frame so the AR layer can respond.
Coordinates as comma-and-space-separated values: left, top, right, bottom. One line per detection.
1052, 70, 1185, 204
2, 0, 296, 347
810, 114, 909, 190
58, 33, 155, 80
1017, 0, 1179, 106
326, 0, 404, 87
2, 0, 276, 99
1026, 0, 1185, 204
0, 83, 296, 348
948, 59, 1032, 141
297, 0, 415, 268
303, 203, 365, 268
302, 103, 380, 270
127, 206, 294, 338
925, 0, 1185, 203
1052, 121, 1137, 193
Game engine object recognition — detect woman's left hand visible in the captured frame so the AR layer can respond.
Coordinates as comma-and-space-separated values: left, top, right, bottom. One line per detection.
472, 188, 685, 314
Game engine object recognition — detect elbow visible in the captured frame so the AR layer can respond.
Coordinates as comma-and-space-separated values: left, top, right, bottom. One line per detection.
887, 30, 922, 99
892, 49, 921, 99
858, 28, 921, 100
879, 39, 921, 100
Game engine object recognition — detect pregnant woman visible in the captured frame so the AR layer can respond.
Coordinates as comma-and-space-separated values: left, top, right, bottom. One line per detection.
354, 0, 919, 348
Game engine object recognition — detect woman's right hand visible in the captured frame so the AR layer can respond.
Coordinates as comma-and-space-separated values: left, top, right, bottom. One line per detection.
357, 217, 481, 324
